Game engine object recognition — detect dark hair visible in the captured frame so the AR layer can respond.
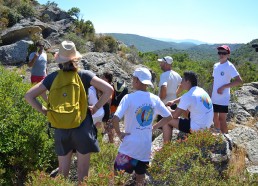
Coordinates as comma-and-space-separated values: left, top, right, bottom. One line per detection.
58, 60, 79, 72
183, 71, 198, 87
35, 40, 44, 47
103, 71, 113, 83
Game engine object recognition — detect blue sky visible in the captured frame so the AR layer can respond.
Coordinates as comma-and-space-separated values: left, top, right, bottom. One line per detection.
38, 0, 258, 44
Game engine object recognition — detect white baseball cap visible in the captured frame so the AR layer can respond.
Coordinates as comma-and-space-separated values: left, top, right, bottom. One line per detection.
158, 56, 173, 64
133, 67, 153, 88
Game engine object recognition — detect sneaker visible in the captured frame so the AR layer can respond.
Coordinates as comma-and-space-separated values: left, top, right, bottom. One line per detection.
50, 167, 59, 178
223, 133, 233, 150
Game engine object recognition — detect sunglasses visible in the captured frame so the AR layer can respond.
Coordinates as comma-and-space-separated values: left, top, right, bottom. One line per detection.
163, 57, 167, 63
218, 51, 228, 55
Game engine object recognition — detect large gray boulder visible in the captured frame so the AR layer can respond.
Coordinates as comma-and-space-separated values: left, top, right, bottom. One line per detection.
0, 40, 33, 65
228, 82, 258, 124
1, 25, 41, 46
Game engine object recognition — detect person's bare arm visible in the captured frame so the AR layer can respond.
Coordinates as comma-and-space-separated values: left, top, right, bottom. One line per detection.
111, 115, 130, 140
171, 107, 185, 119
176, 83, 183, 97
28, 53, 39, 67
90, 76, 113, 114
217, 75, 243, 94
24, 82, 48, 115
159, 85, 167, 100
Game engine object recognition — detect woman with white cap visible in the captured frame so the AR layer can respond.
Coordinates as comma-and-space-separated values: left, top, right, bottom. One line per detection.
25, 40, 113, 182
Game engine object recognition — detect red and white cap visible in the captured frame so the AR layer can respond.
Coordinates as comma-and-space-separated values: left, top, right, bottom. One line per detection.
217, 45, 230, 54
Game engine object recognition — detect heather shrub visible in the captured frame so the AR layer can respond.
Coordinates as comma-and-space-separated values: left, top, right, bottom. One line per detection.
0, 66, 56, 185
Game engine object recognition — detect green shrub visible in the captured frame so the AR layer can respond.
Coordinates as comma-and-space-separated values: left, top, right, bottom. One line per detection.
17, 3, 36, 18
7, 9, 22, 27
93, 35, 118, 53
148, 130, 258, 185
0, 66, 56, 185
41, 14, 50, 23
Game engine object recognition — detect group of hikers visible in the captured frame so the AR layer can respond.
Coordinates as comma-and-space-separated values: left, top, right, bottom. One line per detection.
24, 40, 242, 185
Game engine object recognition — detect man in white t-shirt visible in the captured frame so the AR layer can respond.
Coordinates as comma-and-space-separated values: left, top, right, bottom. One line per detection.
111, 67, 172, 185
163, 71, 214, 143
211, 45, 243, 134
157, 56, 182, 121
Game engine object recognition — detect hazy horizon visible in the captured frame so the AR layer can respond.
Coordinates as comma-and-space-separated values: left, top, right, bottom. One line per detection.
38, 0, 258, 44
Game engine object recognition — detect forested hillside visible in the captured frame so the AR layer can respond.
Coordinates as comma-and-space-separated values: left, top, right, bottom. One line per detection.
107, 33, 197, 52
154, 43, 244, 62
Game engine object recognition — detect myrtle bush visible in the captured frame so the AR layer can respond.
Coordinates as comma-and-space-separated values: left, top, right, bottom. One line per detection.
0, 66, 56, 185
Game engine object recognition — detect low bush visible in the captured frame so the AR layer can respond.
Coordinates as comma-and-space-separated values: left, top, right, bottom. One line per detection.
0, 66, 56, 185
93, 35, 118, 53
148, 130, 258, 185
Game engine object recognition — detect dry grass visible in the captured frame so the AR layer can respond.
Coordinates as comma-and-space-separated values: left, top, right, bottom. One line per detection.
227, 121, 236, 131
227, 146, 246, 177
244, 117, 258, 128
228, 116, 258, 131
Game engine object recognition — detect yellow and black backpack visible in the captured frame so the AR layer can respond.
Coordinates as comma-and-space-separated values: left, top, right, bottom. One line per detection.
47, 70, 87, 129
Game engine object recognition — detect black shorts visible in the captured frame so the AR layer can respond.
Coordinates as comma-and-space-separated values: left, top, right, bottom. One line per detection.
213, 104, 228, 113
178, 118, 191, 133
157, 104, 177, 122
54, 115, 99, 156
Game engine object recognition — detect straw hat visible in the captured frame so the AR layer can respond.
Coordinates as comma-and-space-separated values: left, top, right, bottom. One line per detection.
54, 41, 82, 64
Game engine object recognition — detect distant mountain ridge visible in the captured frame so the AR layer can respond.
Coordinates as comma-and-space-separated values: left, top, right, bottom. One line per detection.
106, 33, 197, 52
153, 38, 207, 45
106, 33, 256, 64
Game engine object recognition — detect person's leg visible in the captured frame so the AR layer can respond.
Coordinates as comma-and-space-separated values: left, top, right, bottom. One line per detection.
213, 112, 220, 130
135, 173, 145, 186
41, 91, 48, 102
105, 121, 114, 143
219, 113, 228, 133
162, 123, 173, 143
134, 160, 149, 186
163, 118, 180, 143
77, 152, 91, 182
58, 150, 73, 177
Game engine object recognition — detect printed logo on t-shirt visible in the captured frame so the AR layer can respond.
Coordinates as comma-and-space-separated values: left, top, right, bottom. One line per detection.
135, 105, 154, 127
220, 71, 224, 76
201, 94, 212, 110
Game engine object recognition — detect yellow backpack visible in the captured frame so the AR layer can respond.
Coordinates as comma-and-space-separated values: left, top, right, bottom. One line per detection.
47, 70, 87, 129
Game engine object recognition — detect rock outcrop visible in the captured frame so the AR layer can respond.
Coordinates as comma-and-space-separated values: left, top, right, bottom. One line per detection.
0, 40, 33, 65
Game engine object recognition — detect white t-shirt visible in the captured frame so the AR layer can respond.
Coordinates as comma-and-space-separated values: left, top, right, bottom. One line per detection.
178, 86, 213, 131
159, 70, 182, 104
211, 61, 239, 106
29, 52, 47, 76
115, 90, 171, 161
88, 86, 104, 123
